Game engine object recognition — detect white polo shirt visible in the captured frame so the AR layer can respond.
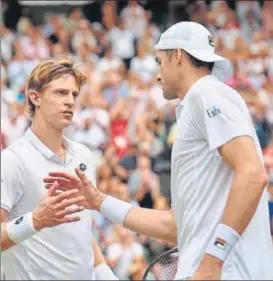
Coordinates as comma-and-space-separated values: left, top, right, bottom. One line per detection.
1, 128, 97, 280
171, 75, 273, 280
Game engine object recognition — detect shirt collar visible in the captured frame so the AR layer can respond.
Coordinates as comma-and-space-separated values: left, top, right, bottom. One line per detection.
24, 128, 75, 162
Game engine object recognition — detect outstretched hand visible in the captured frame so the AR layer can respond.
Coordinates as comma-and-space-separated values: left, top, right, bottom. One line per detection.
43, 168, 105, 210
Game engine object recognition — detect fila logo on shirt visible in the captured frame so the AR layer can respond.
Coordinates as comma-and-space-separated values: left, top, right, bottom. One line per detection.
79, 163, 87, 172
214, 237, 227, 250
206, 106, 221, 118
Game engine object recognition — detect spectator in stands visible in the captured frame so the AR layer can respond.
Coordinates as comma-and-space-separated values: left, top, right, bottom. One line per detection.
107, 19, 136, 69
106, 225, 145, 280
120, 0, 147, 39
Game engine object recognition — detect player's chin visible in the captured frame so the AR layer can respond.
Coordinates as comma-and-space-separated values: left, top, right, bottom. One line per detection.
163, 91, 177, 100
59, 119, 72, 129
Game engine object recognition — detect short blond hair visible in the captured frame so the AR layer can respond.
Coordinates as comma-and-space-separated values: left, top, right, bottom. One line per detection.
26, 58, 86, 117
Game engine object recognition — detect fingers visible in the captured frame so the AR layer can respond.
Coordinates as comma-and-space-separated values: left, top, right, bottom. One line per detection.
48, 172, 76, 182
43, 177, 71, 186
47, 181, 59, 197
75, 168, 89, 185
59, 216, 81, 224
45, 183, 69, 192
53, 189, 80, 203
56, 195, 85, 209
55, 205, 84, 217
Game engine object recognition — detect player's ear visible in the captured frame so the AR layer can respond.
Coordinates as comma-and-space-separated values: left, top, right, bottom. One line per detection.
175, 49, 183, 65
28, 90, 41, 107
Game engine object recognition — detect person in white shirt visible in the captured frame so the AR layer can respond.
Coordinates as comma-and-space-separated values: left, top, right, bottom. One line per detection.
93, 239, 118, 281
1, 104, 28, 146
106, 225, 144, 280
96, 46, 122, 74
120, 0, 147, 39
107, 19, 135, 68
44, 22, 273, 280
130, 42, 158, 78
1, 58, 99, 280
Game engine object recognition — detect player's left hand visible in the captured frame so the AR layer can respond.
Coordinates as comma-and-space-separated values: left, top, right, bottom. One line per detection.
189, 254, 223, 280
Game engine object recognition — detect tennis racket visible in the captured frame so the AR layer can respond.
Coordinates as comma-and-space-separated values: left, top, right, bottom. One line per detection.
142, 247, 179, 280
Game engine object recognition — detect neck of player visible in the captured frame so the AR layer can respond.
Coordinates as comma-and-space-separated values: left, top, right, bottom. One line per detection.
31, 115, 65, 156
178, 68, 211, 100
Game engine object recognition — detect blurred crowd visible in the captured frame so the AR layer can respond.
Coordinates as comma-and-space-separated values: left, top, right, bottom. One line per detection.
1, 0, 273, 279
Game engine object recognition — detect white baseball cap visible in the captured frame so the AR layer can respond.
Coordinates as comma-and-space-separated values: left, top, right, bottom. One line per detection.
155, 21, 232, 81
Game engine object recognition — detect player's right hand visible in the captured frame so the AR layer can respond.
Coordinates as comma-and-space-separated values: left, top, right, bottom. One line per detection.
43, 169, 106, 211
32, 182, 85, 231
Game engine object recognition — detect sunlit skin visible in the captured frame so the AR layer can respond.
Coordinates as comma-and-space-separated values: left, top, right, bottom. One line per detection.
155, 49, 211, 101
155, 50, 182, 100
29, 75, 80, 130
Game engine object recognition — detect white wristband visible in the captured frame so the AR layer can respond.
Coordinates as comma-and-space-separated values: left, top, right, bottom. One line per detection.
205, 224, 240, 262
100, 195, 133, 226
95, 263, 118, 280
6, 212, 37, 243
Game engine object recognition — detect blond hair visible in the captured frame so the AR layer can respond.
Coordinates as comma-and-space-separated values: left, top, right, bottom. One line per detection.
26, 58, 86, 117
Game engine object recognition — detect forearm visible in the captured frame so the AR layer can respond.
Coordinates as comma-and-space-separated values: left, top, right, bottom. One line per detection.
124, 207, 177, 243
201, 170, 267, 267
1, 212, 38, 252
221, 170, 267, 234
1, 223, 16, 251
98, 193, 177, 244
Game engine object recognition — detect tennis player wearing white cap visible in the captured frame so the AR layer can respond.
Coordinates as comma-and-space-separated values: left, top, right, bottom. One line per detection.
44, 22, 273, 280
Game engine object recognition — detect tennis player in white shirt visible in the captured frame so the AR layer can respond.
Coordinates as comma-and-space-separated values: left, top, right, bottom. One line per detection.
45, 22, 273, 280
1, 58, 99, 280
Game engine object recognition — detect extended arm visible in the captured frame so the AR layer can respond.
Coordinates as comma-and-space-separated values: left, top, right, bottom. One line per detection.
123, 207, 177, 244
44, 169, 177, 244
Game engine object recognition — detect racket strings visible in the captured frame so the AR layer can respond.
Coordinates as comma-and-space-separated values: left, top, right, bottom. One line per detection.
143, 248, 179, 280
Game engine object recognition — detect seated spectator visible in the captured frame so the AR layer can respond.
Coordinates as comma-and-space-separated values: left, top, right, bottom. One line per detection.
72, 19, 99, 55
1, 103, 28, 147
103, 71, 130, 105
128, 155, 160, 209
73, 99, 110, 162
107, 19, 136, 69
120, 0, 147, 39
237, 0, 262, 43
215, 13, 248, 62
19, 22, 50, 60
106, 225, 145, 280
97, 45, 123, 74
7, 39, 39, 91
226, 62, 252, 89
259, 77, 273, 127
130, 42, 158, 78
0, 24, 16, 64
102, 1, 118, 31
